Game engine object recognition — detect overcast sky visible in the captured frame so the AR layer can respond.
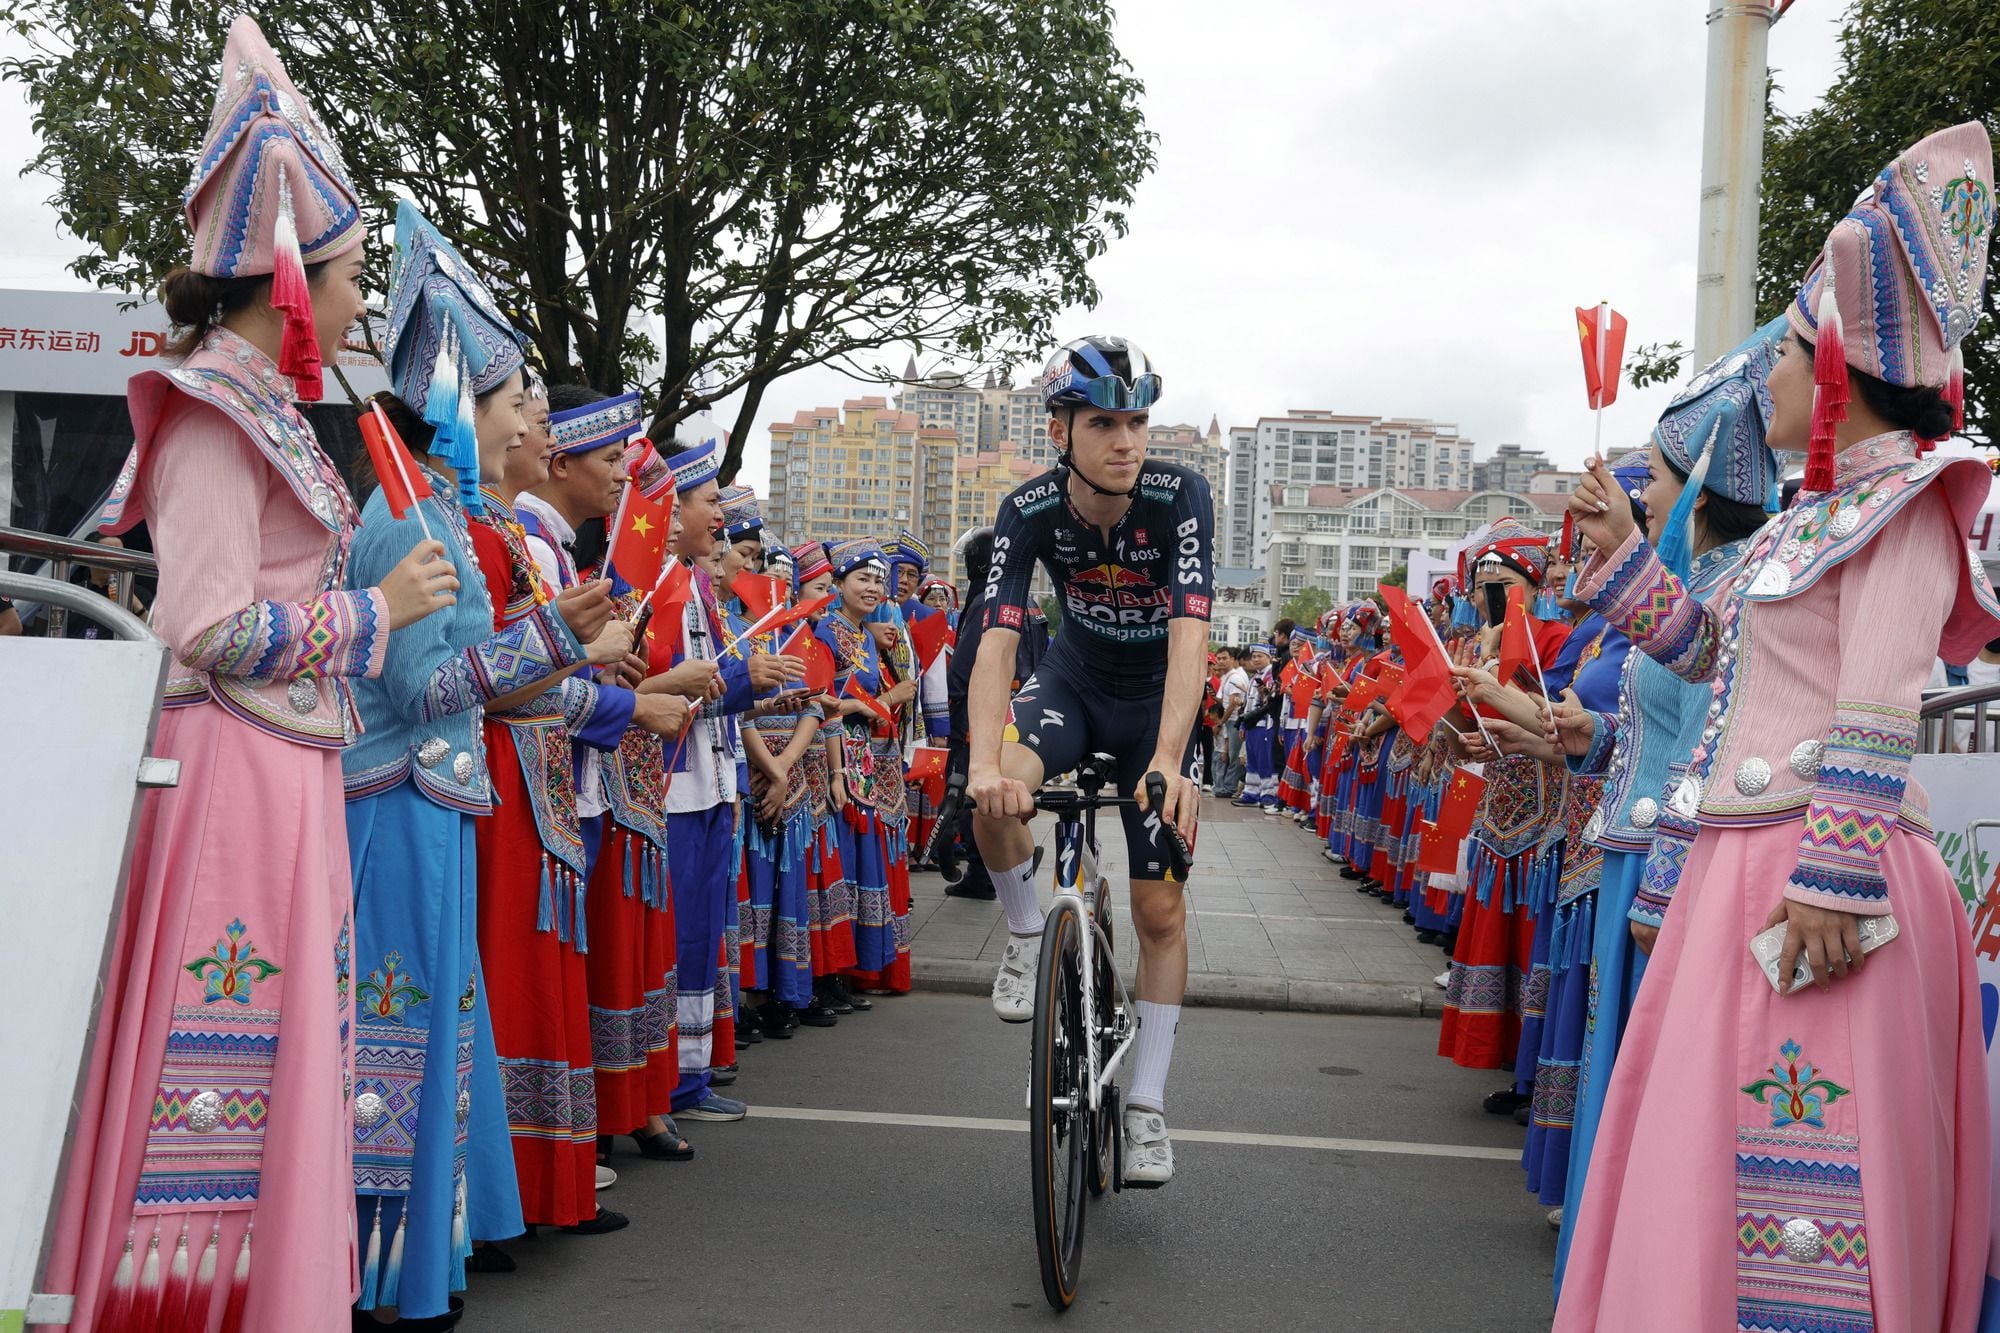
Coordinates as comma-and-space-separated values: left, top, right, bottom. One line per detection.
0, 1, 1849, 494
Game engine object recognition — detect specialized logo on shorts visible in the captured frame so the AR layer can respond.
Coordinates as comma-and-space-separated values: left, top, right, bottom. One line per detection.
1186, 594, 1211, 618
998, 605, 1023, 628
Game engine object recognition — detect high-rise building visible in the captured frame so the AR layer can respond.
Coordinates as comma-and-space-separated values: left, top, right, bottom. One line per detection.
896, 361, 1055, 465
1223, 411, 1479, 566
1146, 417, 1229, 554
949, 442, 1043, 560
1472, 443, 1556, 495
766, 397, 927, 551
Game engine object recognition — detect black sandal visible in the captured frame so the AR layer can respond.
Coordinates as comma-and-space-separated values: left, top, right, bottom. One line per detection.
631, 1127, 694, 1161
563, 1207, 630, 1236
466, 1244, 516, 1274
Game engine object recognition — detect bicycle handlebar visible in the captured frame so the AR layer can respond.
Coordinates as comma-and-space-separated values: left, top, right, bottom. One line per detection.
929, 767, 1192, 882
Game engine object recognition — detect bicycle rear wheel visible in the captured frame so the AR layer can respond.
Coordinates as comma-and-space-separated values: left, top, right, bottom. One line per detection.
1030, 898, 1090, 1311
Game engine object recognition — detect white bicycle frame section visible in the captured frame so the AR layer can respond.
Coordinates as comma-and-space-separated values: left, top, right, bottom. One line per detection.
1045, 804, 1136, 1123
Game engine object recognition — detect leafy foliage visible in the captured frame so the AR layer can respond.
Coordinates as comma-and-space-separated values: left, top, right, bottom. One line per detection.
2, 0, 1155, 478
1760, 0, 1997, 444
1280, 584, 1333, 627
1626, 340, 1690, 390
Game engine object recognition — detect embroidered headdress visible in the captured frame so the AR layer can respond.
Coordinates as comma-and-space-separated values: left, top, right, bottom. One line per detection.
185, 17, 362, 400
385, 200, 524, 515
1646, 320, 1785, 575
719, 484, 763, 542
550, 390, 643, 459
1466, 516, 1551, 585
791, 540, 833, 589
1789, 121, 1995, 486
668, 439, 720, 494
884, 529, 931, 579
828, 538, 888, 579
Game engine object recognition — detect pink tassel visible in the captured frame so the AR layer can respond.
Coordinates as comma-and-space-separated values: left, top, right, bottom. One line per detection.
269, 174, 323, 401
1806, 264, 1847, 493
98, 1228, 139, 1333
158, 1222, 193, 1333
173, 1219, 220, 1333
218, 1222, 252, 1333
132, 1220, 165, 1329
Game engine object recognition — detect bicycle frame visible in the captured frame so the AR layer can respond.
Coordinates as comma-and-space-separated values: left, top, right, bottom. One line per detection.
1048, 804, 1136, 1129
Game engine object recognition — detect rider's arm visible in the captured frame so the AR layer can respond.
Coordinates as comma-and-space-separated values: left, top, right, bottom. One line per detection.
1145, 468, 1214, 832
1151, 618, 1207, 775
968, 492, 1040, 778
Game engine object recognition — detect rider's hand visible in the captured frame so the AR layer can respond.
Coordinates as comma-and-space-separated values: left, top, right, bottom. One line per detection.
968, 760, 1034, 822
1137, 759, 1197, 843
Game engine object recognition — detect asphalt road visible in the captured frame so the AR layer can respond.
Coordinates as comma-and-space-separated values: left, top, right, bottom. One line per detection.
468, 994, 1558, 1332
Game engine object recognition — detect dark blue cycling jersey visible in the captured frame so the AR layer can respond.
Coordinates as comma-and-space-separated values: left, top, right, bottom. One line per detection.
981, 462, 1214, 687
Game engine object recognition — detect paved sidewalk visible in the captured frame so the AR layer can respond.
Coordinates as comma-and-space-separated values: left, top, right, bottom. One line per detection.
907, 794, 1452, 1016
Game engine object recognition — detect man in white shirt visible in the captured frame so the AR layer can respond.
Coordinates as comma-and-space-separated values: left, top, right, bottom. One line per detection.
1213, 646, 1250, 798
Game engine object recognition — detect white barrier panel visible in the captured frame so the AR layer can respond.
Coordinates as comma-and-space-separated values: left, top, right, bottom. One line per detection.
0, 634, 168, 1329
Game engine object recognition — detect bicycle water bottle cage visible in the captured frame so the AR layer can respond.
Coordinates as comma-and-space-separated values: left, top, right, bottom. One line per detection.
1076, 753, 1117, 796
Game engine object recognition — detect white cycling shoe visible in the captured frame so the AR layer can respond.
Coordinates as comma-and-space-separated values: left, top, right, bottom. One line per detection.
991, 934, 1041, 1023
1121, 1106, 1176, 1188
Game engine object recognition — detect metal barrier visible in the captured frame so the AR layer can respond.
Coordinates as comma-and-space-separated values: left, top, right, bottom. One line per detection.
0, 524, 155, 639
1919, 682, 2000, 754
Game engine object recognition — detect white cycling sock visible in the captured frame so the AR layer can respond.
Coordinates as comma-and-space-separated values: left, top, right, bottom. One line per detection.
1127, 1001, 1180, 1115
993, 854, 1045, 938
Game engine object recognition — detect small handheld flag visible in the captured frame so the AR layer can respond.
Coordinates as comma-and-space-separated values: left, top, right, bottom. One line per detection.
1576, 301, 1628, 459
359, 401, 434, 538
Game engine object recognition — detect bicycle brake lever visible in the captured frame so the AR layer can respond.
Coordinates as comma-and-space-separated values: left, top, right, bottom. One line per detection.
1143, 771, 1193, 882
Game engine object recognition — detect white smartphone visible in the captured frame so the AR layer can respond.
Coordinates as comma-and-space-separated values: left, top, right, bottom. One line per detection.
1749, 914, 1900, 994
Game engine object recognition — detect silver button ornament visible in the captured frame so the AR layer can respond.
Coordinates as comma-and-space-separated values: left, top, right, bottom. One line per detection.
1747, 562, 1792, 598
1734, 757, 1772, 796
417, 737, 450, 769
1583, 809, 1606, 843
185, 1089, 223, 1133
1905, 456, 1943, 482
1629, 797, 1659, 829
1828, 507, 1861, 540
453, 752, 476, 785
1790, 740, 1825, 780
355, 1091, 387, 1130
1671, 775, 1703, 818
1780, 1217, 1827, 1264
456, 1089, 471, 1123
287, 676, 320, 714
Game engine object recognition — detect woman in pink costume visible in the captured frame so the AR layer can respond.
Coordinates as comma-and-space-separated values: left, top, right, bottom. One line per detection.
40, 19, 457, 1332
1558, 121, 2000, 1331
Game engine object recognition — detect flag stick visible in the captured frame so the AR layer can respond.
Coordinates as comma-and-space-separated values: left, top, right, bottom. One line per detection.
369, 400, 432, 541
601, 478, 636, 579
1523, 613, 1558, 732
1593, 300, 1612, 462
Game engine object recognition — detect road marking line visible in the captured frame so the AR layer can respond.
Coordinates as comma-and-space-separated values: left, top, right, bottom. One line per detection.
749, 1105, 1518, 1161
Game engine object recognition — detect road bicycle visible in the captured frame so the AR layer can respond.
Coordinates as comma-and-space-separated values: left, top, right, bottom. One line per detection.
934, 754, 1191, 1311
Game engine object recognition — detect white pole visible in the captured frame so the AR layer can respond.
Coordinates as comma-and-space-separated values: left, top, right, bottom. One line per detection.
1694, 1, 1778, 364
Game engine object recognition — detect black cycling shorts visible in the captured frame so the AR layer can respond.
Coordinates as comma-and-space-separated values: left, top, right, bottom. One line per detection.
1003, 656, 1198, 880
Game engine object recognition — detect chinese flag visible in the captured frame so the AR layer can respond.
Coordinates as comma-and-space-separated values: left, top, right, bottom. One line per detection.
1342, 673, 1384, 716
1576, 302, 1628, 410
906, 745, 949, 802
778, 622, 838, 696
845, 676, 896, 729
730, 571, 785, 622
1380, 585, 1455, 740
359, 402, 434, 521
609, 482, 673, 592
910, 609, 955, 674
1497, 584, 1533, 689
642, 562, 696, 663
1415, 767, 1488, 873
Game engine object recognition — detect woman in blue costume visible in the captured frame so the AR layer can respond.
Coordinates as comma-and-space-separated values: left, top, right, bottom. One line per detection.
343, 203, 594, 1327
819, 538, 918, 994
1548, 320, 1784, 1289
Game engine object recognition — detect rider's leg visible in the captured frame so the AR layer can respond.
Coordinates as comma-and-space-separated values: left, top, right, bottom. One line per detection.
1127, 876, 1187, 1113
971, 740, 1047, 936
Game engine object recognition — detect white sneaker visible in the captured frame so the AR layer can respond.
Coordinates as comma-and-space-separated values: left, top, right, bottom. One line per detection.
595, 1164, 617, 1191
992, 934, 1041, 1023
1122, 1106, 1175, 1187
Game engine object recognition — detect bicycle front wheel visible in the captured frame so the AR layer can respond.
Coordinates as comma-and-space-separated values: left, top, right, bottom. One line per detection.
1030, 897, 1090, 1311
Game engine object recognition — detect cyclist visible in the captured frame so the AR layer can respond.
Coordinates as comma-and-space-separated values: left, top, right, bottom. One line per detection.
966, 334, 1212, 1187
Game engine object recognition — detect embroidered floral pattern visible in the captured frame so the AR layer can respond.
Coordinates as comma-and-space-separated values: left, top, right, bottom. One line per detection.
1742, 1039, 1851, 1129
357, 952, 431, 1022
184, 919, 282, 1005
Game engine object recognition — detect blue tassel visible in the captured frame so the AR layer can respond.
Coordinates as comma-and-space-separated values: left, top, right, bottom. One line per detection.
1451, 595, 1478, 631
537, 856, 556, 934
623, 838, 636, 900
357, 1201, 382, 1311
1660, 413, 1723, 580
574, 870, 589, 953
1532, 587, 1560, 620
379, 1204, 405, 1309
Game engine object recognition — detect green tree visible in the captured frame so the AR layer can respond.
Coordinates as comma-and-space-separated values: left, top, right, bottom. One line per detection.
1760, 0, 1997, 445
1378, 564, 1407, 592
1280, 584, 1333, 627
3, 0, 1154, 479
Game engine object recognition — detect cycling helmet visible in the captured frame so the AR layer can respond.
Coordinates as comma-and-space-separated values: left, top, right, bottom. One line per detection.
1038, 335, 1163, 413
